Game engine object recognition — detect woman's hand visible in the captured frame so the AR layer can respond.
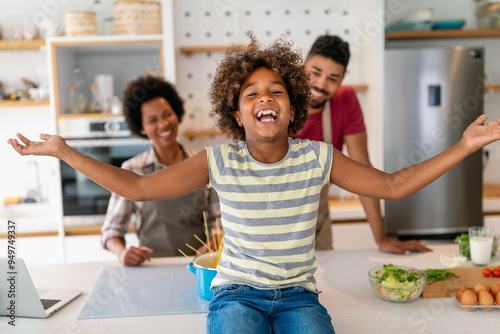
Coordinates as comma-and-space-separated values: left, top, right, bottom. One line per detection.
462, 114, 500, 154
119, 246, 154, 266
7, 133, 67, 158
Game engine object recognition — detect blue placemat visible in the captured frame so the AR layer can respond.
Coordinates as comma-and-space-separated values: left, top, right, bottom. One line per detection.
77, 263, 209, 319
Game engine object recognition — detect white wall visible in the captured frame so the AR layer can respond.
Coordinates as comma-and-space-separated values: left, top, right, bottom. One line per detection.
174, 0, 385, 170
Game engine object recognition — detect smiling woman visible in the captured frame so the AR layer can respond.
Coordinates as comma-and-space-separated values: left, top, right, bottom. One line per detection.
100, 75, 220, 266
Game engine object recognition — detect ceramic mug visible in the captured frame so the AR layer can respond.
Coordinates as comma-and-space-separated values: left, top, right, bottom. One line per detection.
40, 20, 63, 38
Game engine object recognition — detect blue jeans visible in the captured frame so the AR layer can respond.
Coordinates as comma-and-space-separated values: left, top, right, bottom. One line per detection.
207, 285, 335, 334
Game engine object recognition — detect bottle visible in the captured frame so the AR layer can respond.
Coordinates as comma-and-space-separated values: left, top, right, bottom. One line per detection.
88, 83, 102, 113
73, 66, 87, 113
67, 84, 78, 114
111, 95, 122, 115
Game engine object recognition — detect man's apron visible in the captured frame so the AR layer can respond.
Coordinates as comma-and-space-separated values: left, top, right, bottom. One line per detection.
316, 99, 333, 250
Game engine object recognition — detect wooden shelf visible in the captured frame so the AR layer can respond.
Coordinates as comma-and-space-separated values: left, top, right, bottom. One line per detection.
0, 39, 46, 51
179, 45, 247, 56
385, 29, 500, 40
352, 84, 368, 92
0, 230, 58, 238
184, 129, 223, 140
485, 84, 500, 92
64, 224, 133, 236
0, 99, 50, 107
57, 113, 123, 119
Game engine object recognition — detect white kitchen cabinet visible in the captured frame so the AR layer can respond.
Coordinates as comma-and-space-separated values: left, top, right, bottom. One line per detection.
1, 1, 176, 241
47, 35, 165, 119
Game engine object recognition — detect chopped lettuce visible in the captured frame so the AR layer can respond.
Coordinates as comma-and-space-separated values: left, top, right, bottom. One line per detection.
371, 264, 425, 302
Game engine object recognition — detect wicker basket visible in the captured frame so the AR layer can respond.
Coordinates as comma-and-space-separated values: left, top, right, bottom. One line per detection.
113, 1, 162, 35
64, 11, 98, 36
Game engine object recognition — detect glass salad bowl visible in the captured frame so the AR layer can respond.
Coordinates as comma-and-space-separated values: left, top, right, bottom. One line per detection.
369, 264, 427, 303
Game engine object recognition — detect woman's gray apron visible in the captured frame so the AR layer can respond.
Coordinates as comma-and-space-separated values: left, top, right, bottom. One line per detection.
139, 189, 207, 257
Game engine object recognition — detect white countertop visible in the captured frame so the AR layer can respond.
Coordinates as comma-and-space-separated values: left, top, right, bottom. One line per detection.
9, 243, 500, 334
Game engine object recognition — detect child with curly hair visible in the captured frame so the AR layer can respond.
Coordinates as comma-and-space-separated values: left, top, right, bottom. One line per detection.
8, 34, 500, 333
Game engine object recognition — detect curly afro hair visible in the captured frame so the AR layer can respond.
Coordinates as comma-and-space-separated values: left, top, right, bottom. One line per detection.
122, 75, 185, 139
209, 33, 311, 142
307, 35, 350, 71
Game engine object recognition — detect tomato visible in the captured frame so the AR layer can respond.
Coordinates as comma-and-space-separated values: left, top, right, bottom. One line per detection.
483, 268, 492, 277
492, 268, 500, 278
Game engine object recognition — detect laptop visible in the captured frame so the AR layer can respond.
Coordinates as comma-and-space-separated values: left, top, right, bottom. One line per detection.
0, 257, 82, 318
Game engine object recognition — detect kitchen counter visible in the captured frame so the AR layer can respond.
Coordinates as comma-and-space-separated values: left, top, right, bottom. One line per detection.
10, 243, 500, 334
329, 195, 500, 222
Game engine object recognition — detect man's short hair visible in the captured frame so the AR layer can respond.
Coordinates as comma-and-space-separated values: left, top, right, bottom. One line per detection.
307, 35, 350, 70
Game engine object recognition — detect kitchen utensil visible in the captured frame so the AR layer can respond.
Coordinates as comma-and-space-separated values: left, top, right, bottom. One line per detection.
385, 21, 433, 32
476, 3, 500, 28
187, 252, 218, 300
422, 266, 500, 298
95, 74, 114, 113
22, 26, 39, 40
40, 20, 63, 38
395, 8, 434, 23
432, 19, 466, 30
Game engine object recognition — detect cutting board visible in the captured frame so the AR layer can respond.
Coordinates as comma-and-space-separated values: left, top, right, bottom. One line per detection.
422, 266, 500, 298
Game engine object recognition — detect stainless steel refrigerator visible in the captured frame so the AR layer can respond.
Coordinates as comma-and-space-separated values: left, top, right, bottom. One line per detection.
384, 46, 484, 238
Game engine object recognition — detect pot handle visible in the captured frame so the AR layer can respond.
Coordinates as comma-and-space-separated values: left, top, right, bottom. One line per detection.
187, 262, 196, 274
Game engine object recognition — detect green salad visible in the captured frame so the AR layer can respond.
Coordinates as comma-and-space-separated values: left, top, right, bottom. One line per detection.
370, 264, 426, 302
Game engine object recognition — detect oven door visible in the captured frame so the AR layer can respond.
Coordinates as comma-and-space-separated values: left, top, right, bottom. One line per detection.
60, 137, 151, 226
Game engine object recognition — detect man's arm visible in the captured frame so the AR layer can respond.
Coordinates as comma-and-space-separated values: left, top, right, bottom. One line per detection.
344, 132, 432, 254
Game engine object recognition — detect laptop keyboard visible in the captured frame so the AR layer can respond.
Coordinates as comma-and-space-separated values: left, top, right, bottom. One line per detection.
41, 298, 61, 310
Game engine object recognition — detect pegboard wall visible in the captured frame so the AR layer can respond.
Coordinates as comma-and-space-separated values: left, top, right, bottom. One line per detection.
173, 0, 385, 167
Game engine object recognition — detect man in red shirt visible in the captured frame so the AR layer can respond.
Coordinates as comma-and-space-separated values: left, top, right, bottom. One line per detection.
294, 35, 431, 254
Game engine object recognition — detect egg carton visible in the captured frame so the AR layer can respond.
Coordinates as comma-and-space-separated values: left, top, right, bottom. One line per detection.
451, 292, 500, 311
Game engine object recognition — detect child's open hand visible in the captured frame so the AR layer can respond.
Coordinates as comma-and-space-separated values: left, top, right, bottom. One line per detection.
7, 133, 66, 158
462, 114, 500, 154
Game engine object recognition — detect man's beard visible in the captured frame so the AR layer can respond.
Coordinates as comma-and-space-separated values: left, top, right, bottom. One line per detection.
310, 98, 327, 110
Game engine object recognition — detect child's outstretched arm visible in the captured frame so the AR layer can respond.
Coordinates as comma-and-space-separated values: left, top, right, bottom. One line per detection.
331, 114, 500, 200
7, 133, 209, 202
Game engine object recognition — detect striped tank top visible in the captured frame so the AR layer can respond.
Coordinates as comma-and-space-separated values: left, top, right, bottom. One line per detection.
206, 138, 333, 291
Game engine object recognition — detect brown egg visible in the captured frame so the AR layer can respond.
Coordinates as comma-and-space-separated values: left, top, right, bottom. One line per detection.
456, 286, 470, 300
460, 289, 477, 310
473, 283, 488, 294
489, 284, 500, 299
478, 290, 494, 310
497, 291, 500, 305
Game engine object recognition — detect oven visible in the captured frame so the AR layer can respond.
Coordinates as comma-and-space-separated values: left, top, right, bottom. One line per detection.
58, 117, 151, 226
